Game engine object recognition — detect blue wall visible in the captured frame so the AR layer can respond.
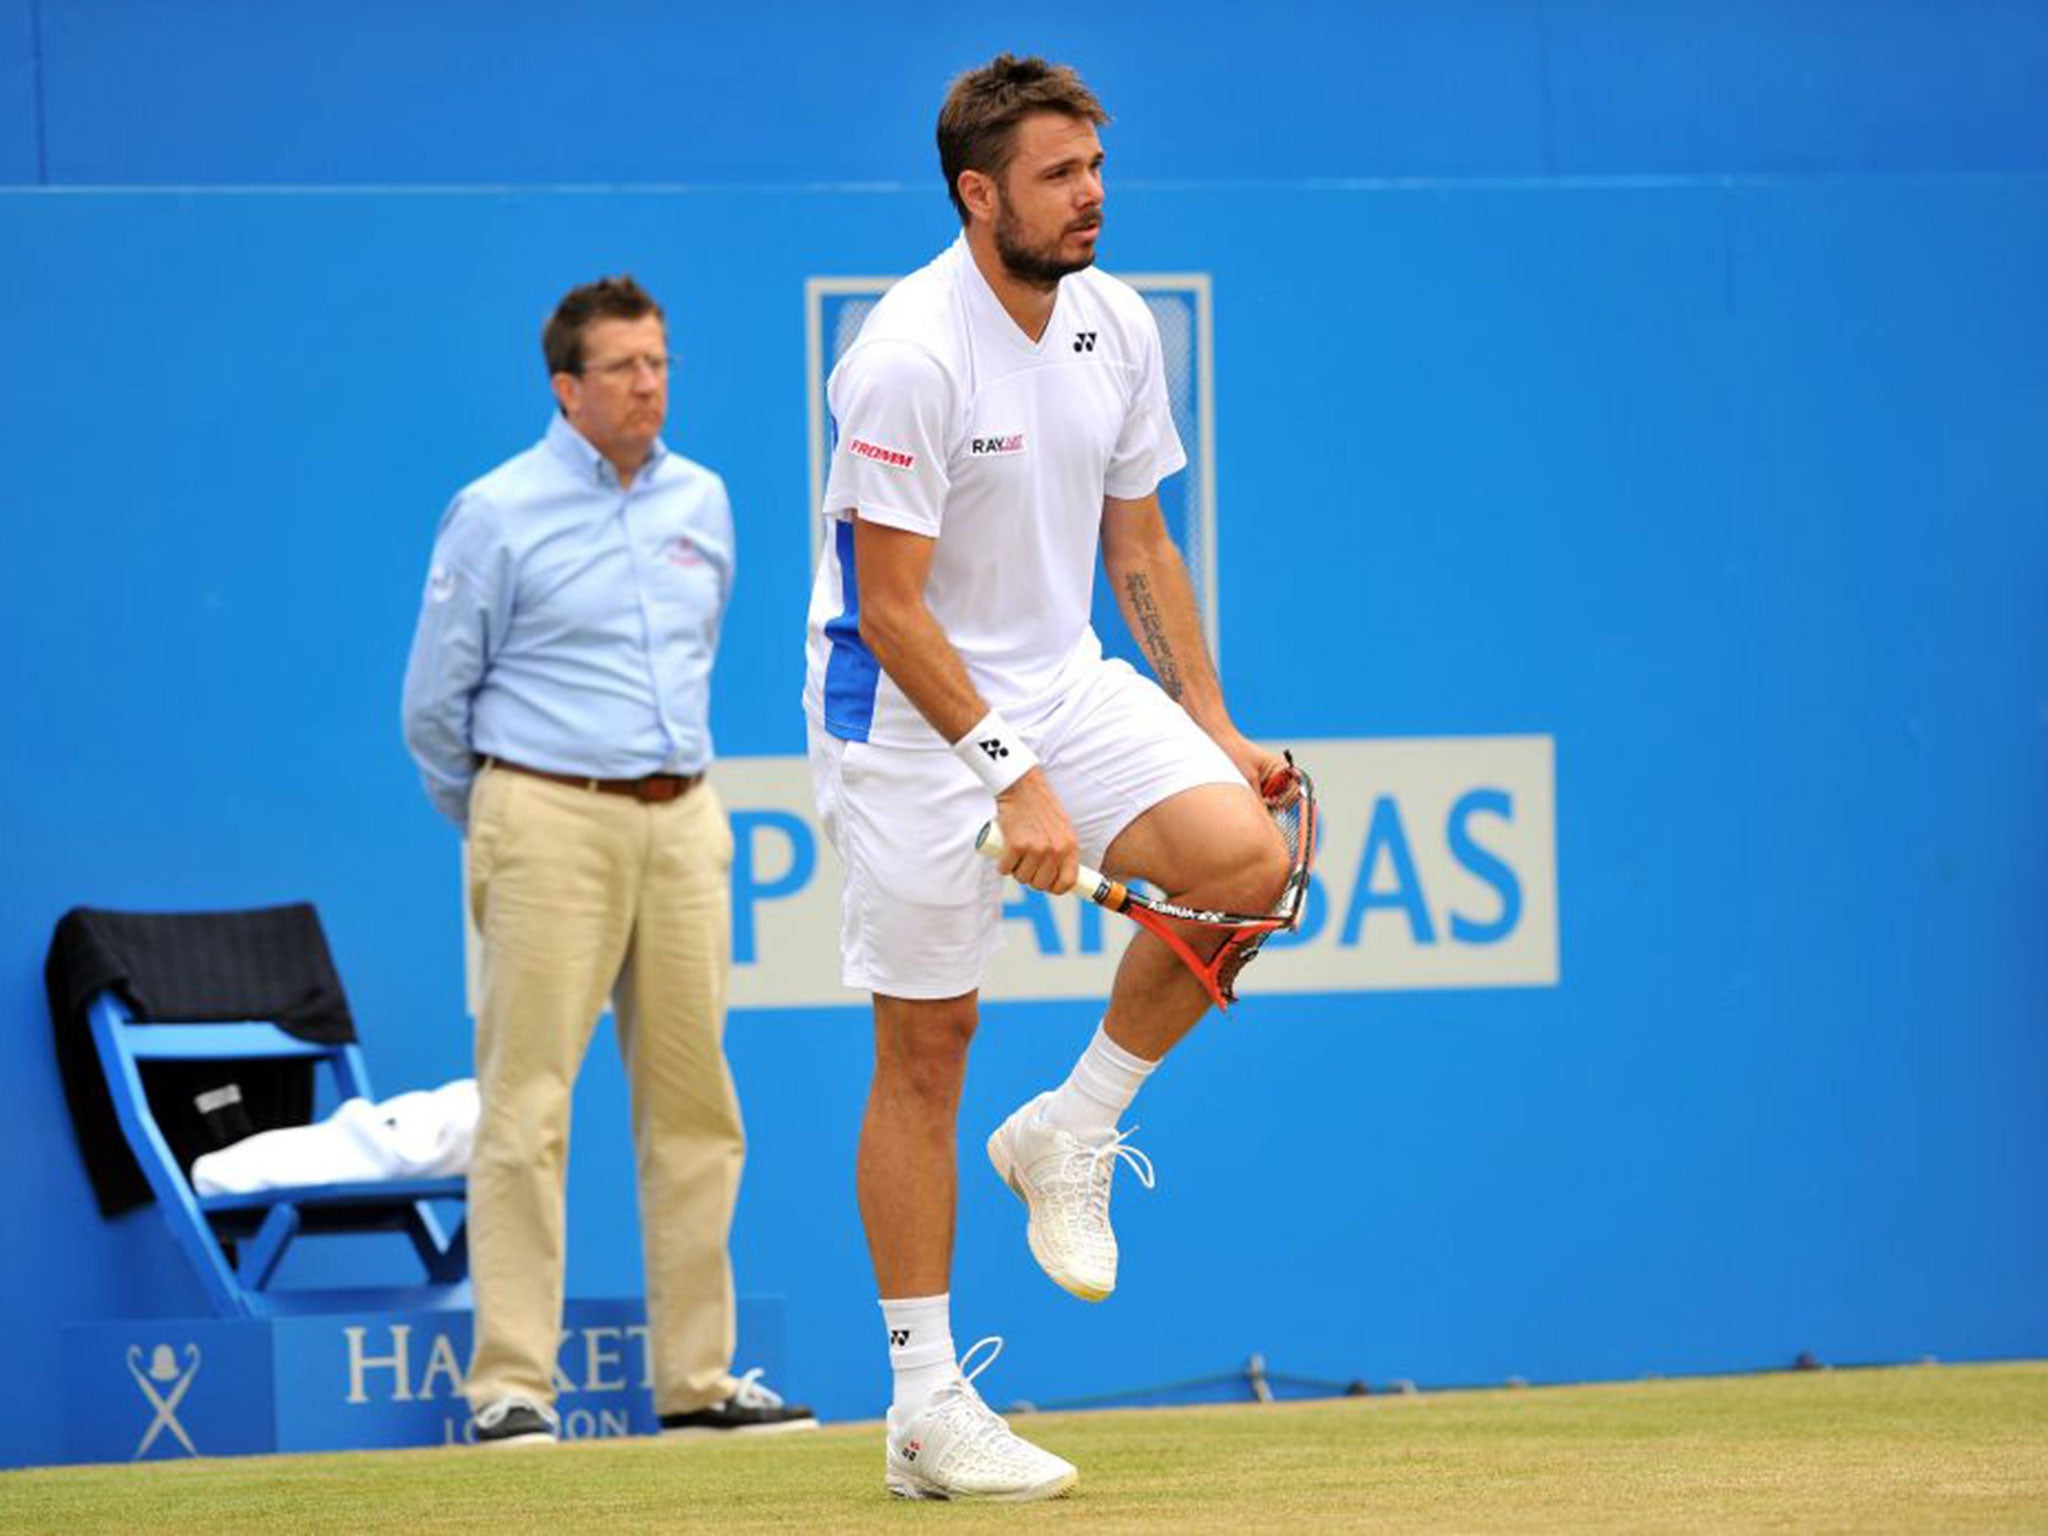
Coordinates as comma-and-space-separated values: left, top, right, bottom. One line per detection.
3, 1, 2047, 1470
9, 0, 2048, 185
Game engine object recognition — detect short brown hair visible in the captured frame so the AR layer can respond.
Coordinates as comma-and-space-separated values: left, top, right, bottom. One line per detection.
542, 275, 665, 377
936, 53, 1108, 224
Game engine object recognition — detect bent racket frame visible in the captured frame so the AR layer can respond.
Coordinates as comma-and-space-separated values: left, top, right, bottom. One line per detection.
975, 755, 1317, 1011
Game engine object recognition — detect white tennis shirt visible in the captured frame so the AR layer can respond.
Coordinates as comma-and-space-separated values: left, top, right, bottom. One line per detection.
804, 235, 1187, 748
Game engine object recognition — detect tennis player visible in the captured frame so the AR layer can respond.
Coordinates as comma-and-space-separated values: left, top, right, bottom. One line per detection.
804, 54, 1290, 1500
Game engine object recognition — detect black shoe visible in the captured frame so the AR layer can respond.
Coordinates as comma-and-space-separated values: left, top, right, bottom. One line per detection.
660, 1370, 819, 1437
472, 1396, 559, 1446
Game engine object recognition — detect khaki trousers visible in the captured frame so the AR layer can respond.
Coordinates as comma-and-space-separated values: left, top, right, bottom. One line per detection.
462, 760, 743, 1416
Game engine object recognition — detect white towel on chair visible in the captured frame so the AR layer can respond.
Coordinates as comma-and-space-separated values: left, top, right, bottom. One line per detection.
190, 1079, 479, 1196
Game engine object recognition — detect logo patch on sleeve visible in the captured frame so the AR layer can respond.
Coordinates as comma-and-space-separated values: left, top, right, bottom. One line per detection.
969, 433, 1027, 456
849, 437, 916, 470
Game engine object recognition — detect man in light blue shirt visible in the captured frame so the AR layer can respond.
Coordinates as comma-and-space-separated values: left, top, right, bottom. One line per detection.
402, 275, 814, 1446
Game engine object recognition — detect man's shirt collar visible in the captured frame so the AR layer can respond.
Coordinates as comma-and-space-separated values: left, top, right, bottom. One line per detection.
544, 412, 669, 489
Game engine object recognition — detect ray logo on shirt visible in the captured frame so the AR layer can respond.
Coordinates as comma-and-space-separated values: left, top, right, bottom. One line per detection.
969, 433, 1027, 456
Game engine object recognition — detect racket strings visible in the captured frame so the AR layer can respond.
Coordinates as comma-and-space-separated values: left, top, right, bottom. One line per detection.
1212, 763, 1319, 1005
1260, 764, 1317, 925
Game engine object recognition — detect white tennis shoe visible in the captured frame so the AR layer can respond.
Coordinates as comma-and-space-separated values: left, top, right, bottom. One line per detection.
885, 1338, 1077, 1502
987, 1090, 1156, 1302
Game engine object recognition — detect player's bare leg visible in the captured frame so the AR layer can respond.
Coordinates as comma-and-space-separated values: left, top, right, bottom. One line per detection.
866, 990, 1078, 1501
988, 781, 1289, 1300
860, 991, 978, 1297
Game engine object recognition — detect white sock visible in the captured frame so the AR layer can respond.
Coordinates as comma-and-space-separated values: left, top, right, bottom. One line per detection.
881, 1293, 955, 1416
1041, 1021, 1158, 1141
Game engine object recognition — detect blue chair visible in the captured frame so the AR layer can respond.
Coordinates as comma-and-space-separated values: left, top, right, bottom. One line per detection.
87, 991, 469, 1318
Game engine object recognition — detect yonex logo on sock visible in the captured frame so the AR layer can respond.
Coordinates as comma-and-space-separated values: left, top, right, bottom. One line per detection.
889, 1329, 911, 1346
978, 739, 1009, 761
1072, 332, 1097, 353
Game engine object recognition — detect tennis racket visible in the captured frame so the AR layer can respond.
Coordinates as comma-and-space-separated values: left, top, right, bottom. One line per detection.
975, 755, 1317, 1011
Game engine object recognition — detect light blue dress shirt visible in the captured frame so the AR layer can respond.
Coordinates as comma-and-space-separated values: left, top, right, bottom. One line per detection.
402, 414, 736, 828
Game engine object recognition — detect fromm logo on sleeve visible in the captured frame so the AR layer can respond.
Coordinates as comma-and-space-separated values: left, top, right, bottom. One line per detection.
849, 438, 916, 470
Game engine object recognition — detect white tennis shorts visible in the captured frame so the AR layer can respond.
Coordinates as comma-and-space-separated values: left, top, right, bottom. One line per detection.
806, 657, 1244, 999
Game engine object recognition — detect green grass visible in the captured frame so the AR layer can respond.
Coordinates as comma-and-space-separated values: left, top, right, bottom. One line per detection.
6, 1362, 2045, 1533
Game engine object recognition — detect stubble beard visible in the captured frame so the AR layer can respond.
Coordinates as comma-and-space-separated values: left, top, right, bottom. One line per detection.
993, 198, 1099, 291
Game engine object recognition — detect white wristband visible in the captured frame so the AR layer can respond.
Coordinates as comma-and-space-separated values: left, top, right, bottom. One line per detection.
953, 709, 1040, 796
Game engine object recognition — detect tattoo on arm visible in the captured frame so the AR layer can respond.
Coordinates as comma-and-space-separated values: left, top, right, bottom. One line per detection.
1124, 573, 1183, 701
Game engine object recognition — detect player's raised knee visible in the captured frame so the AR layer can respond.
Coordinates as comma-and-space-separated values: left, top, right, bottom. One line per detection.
1243, 825, 1295, 913
1199, 811, 1291, 916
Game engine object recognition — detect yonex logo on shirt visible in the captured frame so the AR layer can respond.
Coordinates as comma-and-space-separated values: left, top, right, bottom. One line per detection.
1073, 331, 1098, 352
849, 437, 916, 470
970, 434, 1027, 456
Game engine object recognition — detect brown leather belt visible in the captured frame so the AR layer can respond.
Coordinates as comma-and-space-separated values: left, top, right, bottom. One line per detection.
484, 756, 702, 804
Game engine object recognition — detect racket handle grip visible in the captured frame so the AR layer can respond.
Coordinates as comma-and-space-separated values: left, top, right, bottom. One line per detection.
974, 821, 1119, 906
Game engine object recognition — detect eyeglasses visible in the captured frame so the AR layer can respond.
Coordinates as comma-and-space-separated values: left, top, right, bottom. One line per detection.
578, 352, 676, 381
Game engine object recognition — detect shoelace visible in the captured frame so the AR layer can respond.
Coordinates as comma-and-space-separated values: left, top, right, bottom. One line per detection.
1059, 1127, 1157, 1228
918, 1337, 1025, 1464
730, 1368, 785, 1409
958, 1334, 1003, 1386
